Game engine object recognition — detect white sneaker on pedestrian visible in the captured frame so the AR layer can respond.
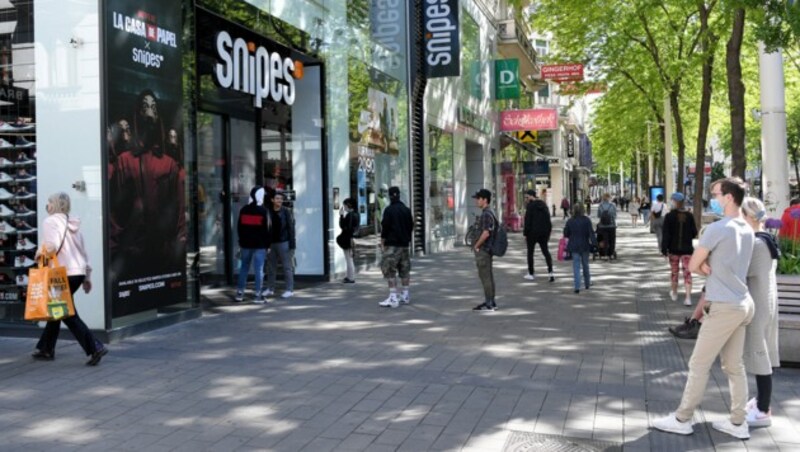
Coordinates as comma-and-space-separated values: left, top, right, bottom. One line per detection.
234, 291, 244, 302
401, 293, 410, 304
745, 405, 772, 428
683, 296, 692, 306
262, 289, 274, 297
379, 296, 399, 308
253, 297, 266, 305
652, 413, 694, 435
524, 274, 535, 280
745, 397, 757, 411
711, 419, 750, 439
669, 290, 678, 302
281, 291, 294, 298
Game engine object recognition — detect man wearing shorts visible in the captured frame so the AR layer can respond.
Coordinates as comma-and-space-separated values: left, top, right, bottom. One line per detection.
379, 186, 413, 308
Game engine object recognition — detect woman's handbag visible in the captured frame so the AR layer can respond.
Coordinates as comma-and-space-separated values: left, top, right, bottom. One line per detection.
24, 249, 75, 321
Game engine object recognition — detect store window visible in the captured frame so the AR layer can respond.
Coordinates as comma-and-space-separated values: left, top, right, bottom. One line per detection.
429, 126, 454, 240
460, 10, 482, 101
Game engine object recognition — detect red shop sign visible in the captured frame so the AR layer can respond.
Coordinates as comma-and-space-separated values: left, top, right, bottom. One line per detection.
541, 63, 584, 82
500, 109, 558, 132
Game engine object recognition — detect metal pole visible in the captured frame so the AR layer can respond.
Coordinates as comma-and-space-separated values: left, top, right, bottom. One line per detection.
647, 123, 654, 188
620, 161, 624, 197
636, 147, 641, 198
759, 42, 790, 216
664, 97, 675, 195
607, 166, 611, 195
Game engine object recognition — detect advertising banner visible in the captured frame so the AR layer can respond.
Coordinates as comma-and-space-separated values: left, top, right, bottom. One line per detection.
495, 59, 520, 100
424, 0, 460, 78
522, 161, 549, 175
541, 63, 584, 82
500, 109, 558, 132
103, 0, 186, 318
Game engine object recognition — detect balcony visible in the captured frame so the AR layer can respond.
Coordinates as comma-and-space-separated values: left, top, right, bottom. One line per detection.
496, 17, 540, 88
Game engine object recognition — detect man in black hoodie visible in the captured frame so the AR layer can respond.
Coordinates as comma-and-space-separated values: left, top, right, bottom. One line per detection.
235, 186, 271, 303
379, 186, 413, 308
523, 190, 555, 282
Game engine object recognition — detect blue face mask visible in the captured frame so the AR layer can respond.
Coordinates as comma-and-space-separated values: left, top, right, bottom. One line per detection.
709, 198, 724, 216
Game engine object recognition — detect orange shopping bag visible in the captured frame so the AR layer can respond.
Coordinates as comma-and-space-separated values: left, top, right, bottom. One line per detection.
24, 251, 75, 321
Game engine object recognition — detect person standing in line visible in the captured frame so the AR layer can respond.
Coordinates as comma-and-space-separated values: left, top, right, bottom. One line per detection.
653, 177, 755, 440
338, 198, 359, 284
265, 191, 296, 299
378, 187, 413, 308
235, 186, 271, 303
471, 189, 498, 311
563, 204, 596, 294
661, 192, 698, 306
560, 197, 571, 219
639, 196, 652, 227
32, 192, 108, 366
523, 190, 554, 282
740, 197, 780, 428
650, 194, 667, 249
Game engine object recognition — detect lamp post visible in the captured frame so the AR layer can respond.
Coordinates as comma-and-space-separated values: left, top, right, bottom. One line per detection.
758, 42, 790, 216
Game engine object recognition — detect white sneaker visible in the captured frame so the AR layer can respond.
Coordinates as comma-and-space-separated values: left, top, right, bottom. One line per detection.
401, 293, 410, 304
670, 290, 678, 302
745, 397, 757, 411
0, 204, 13, 217
0, 158, 12, 167
683, 296, 692, 306
711, 419, 750, 439
234, 291, 244, 302
0, 172, 12, 183
745, 405, 772, 428
379, 296, 399, 308
0, 138, 13, 148
16, 274, 28, 286
524, 274, 535, 280
17, 238, 36, 251
652, 413, 694, 435
0, 188, 12, 200
262, 288, 274, 297
0, 221, 15, 233
281, 291, 294, 298
15, 256, 34, 267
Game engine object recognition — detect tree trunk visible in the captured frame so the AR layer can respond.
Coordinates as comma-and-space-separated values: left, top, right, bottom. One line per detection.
694, 3, 717, 230
727, 7, 747, 179
670, 87, 687, 195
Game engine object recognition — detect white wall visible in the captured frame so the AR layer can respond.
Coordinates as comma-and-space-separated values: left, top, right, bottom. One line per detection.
34, 0, 105, 329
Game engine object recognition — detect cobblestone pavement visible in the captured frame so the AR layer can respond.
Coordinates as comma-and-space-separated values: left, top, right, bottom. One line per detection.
1, 213, 799, 451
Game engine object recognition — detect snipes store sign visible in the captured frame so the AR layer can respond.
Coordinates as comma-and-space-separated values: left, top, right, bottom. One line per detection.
500, 109, 558, 132
424, 0, 460, 78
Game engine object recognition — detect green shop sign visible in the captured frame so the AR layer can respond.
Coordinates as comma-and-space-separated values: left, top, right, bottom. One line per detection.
495, 59, 520, 100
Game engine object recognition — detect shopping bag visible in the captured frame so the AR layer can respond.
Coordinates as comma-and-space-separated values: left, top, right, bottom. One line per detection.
557, 237, 569, 261
24, 251, 75, 322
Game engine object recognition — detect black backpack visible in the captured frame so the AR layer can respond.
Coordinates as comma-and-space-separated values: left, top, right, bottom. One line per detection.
599, 205, 613, 226
489, 213, 508, 257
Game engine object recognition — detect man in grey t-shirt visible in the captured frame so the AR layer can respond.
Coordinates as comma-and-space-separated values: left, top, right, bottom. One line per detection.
653, 177, 756, 440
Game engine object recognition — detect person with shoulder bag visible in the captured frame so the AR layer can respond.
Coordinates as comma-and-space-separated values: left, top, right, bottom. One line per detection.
337, 198, 359, 283
564, 204, 597, 294
650, 194, 667, 249
661, 193, 698, 306
31, 192, 108, 366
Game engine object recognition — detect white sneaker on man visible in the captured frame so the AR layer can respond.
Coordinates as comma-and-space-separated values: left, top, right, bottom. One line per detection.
281, 291, 294, 299
401, 293, 410, 304
262, 288, 274, 297
745, 404, 772, 428
711, 419, 750, 439
652, 413, 693, 435
379, 296, 399, 308
524, 274, 535, 280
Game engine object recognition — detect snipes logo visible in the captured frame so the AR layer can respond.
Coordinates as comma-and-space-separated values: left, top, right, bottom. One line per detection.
424, 0, 460, 78
214, 31, 300, 107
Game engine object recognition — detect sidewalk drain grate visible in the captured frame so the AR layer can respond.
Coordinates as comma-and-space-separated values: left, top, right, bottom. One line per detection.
503, 432, 623, 452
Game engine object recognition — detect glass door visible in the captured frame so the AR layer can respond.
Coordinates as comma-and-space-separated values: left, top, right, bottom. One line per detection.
196, 112, 229, 284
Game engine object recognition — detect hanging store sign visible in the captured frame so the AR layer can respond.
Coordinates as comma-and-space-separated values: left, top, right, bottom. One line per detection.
495, 59, 520, 100
541, 63, 584, 82
424, 0, 460, 78
523, 161, 549, 175
567, 133, 575, 158
500, 109, 558, 132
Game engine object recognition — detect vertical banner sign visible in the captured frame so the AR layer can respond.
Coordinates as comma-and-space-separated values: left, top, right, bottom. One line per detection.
424, 0, 460, 78
567, 133, 575, 158
104, 1, 186, 318
495, 59, 520, 100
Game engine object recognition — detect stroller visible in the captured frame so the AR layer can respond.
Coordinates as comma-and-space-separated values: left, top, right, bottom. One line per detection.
593, 226, 617, 261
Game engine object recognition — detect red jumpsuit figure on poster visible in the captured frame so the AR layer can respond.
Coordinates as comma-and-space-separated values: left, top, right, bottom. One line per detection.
109, 89, 186, 275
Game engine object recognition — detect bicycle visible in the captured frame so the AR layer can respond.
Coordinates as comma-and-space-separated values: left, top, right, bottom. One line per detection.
464, 214, 481, 247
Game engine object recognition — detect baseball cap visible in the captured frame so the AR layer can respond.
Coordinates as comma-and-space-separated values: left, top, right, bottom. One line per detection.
525, 189, 537, 197
671, 192, 685, 202
471, 189, 492, 200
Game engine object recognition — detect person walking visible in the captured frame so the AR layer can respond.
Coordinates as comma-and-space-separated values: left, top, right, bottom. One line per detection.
378, 186, 413, 308
523, 190, 554, 282
563, 204, 596, 294
653, 177, 755, 440
338, 198, 359, 283
265, 190, 296, 299
630, 196, 641, 227
597, 193, 617, 257
235, 186, 271, 303
639, 196, 651, 227
661, 192, 698, 306
650, 194, 667, 249
471, 189, 498, 311
585, 196, 592, 216
741, 197, 780, 428
560, 197, 571, 219
31, 192, 108, 366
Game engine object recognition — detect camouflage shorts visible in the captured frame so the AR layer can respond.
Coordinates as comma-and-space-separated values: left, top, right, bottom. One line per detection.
381, 246, 411, 279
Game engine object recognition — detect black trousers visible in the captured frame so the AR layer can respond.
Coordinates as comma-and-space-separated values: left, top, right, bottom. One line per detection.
527, 236, 553, 275
36, 275, 103, 356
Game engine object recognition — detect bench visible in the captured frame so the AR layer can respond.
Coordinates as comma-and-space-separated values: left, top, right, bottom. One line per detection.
776, 275, 800, 366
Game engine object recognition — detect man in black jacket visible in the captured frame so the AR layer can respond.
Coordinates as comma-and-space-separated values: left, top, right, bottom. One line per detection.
235, 186, 271, 303
379, 186, 413, 308
265, 191, 296, 299
523, 190, 555, 282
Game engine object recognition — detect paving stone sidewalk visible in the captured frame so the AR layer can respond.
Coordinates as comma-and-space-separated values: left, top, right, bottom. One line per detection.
0, 213, 798, 451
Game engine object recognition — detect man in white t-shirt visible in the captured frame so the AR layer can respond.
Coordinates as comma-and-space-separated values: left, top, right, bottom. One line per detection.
653, 177, 755, 439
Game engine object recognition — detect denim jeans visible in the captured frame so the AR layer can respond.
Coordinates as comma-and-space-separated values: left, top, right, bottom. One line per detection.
237, 248, 266, 295
267, 241, 294, 291
571, 251, 591, 290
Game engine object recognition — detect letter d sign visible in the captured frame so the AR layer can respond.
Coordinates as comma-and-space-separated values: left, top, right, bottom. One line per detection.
495, 59, 520, 100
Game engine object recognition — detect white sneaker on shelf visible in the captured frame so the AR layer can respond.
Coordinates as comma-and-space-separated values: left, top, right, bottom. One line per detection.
16, 238, 36, 251
711, 419, 750, 439
669, 290, 678, 302
0, 158, 12, 167
0, 204, 13, 217
281, 291, 294, 299
0, 138, 14, 148
0, 221, 16, 233
0, 188, 13, 200
745, 405, 772, 428
683, 296, 692, 306
652, 413, 694, 435
524, 274, 535, 280
379, 296, 399, 308
0, 172, 13, 183
16, 274, 28, 286
15, 256, 34, 267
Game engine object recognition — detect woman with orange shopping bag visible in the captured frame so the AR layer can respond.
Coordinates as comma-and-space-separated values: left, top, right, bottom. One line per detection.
31, 192, 107, 366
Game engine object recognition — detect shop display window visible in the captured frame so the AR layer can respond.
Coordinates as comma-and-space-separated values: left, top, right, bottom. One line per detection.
428, 126, 454, 240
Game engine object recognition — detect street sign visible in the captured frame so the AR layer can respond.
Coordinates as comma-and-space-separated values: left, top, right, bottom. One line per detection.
495, 59, 520, 99
516, 130, 538, 143
541, 63, 584, 82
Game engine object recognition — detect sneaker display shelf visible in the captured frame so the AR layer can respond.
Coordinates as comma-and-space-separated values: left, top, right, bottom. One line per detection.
0, 123, 37, 310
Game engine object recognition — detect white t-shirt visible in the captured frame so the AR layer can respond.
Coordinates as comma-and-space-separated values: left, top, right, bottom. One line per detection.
652, 201, 665, 218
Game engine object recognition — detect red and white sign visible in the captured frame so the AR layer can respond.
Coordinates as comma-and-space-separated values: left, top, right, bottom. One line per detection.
541, 63, 584, 82
688, 163, 712, 175
500, 109, 558, 132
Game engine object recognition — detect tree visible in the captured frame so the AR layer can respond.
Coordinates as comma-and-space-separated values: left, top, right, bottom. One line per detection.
727, 6, 747, 179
